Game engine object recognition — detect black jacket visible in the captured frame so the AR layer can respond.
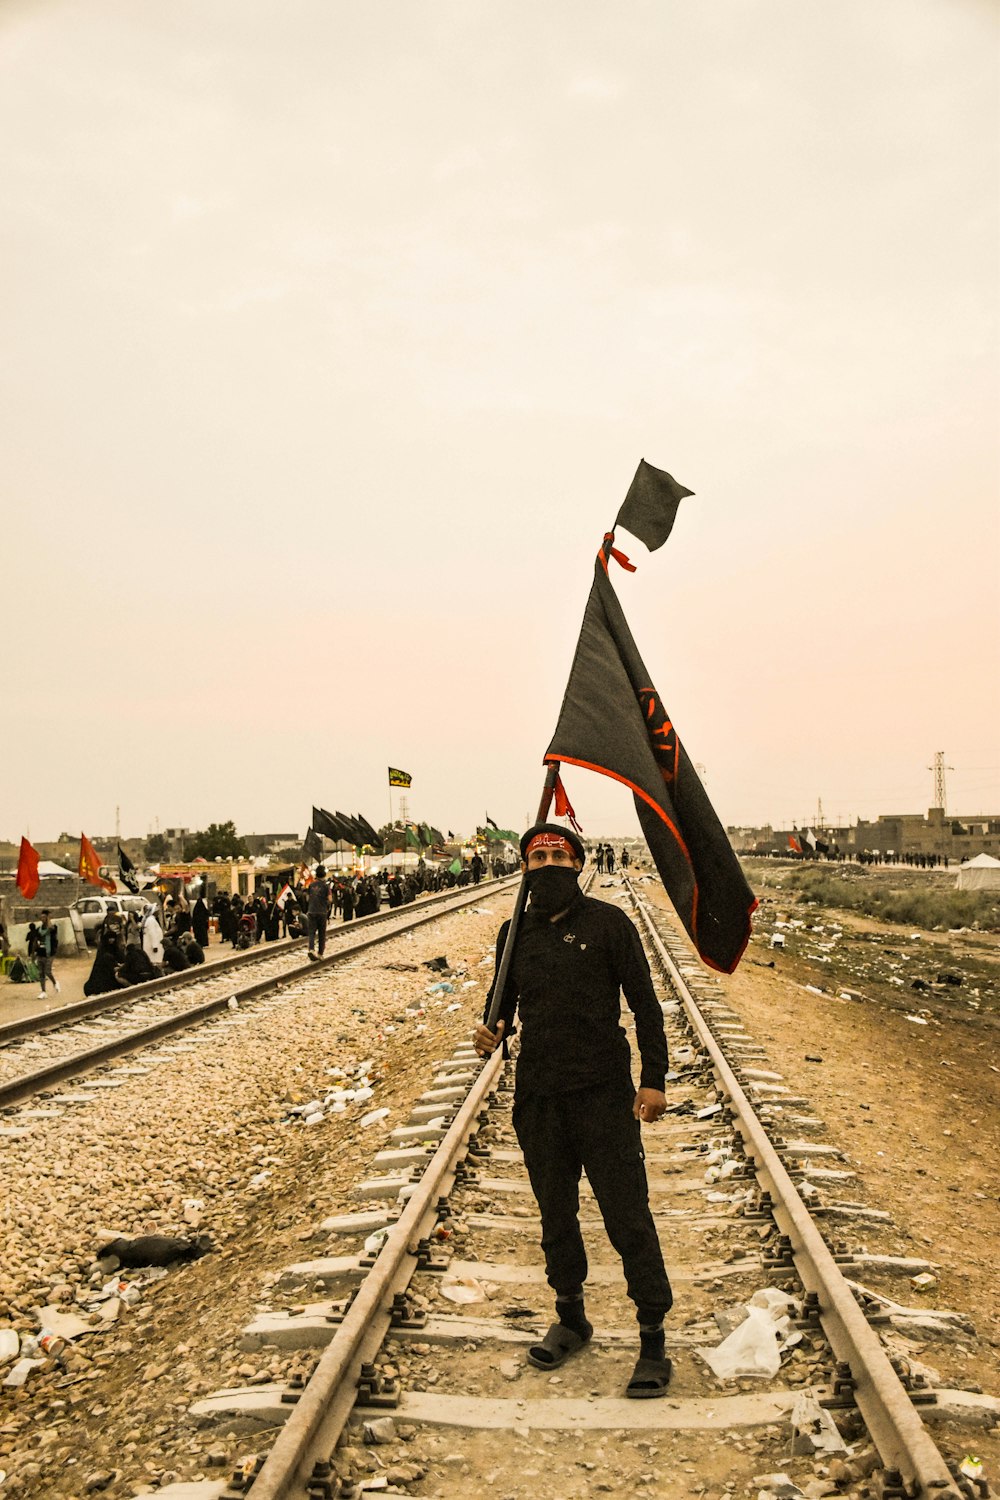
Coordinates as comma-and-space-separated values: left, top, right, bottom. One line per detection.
485, 890, 668, 1097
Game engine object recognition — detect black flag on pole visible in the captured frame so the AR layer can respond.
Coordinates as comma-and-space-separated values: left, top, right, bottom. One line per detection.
544, 459, 757, 974
312, 807, 350, 844
302, 827, 322, 863
117, 844, 140, 894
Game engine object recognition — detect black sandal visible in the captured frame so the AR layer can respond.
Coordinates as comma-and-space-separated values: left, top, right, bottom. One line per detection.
625, 1354, 673, 1398
526, 1320, 593, 1369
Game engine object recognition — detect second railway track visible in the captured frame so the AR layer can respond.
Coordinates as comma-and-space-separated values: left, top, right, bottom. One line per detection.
0, 878, 518, 1112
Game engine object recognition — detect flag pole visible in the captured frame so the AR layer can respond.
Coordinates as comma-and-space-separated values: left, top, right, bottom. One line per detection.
484, 761, 559, 1032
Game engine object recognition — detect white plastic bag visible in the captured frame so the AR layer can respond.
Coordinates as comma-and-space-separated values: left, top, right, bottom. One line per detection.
700, 1304, 782, 1379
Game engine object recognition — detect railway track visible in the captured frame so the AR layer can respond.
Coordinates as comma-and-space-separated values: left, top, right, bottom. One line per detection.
0, 878, 518, 1112
125, 875, 994, 1500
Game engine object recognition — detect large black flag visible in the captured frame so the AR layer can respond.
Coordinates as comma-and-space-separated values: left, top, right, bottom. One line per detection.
117, 844, 140, 894
353, 812, 384, 852
544, 459, 757, 974
312, 806, 352, 844
302, 827, 322, 863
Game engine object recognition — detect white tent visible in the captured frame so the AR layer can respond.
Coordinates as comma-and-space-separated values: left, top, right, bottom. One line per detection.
37, 859, 75, 877
956, 853, 1000, 891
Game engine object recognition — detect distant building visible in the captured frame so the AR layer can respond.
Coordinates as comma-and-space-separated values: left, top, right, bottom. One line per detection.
243, 832, 299, 856
730, 808, 1000, 860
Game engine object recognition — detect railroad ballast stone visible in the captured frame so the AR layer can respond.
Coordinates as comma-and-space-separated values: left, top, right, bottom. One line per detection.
0, 898, 511, 1499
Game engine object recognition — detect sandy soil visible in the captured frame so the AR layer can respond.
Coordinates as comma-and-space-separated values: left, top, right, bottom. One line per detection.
639, 860, 1000, 1478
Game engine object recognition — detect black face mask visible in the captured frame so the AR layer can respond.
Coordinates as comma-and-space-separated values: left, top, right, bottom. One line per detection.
526, 865, 579, 916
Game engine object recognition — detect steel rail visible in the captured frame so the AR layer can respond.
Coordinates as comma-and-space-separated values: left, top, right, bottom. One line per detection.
0, 876, 516, 1047
0, 878, 519, 1111
246, 1047, 506, 1499
624, 880, 959, 1500
242, 867, 599, 1498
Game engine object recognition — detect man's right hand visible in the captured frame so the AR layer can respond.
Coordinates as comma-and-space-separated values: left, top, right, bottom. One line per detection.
473, 1018, 505, 1058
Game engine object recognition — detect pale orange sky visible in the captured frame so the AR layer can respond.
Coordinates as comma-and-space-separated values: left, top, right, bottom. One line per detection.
2, 0, 997, 842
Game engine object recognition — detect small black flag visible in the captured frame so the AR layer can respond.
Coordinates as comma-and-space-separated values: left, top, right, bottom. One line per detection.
118, 844, 140, 894
486, 815, 499, 830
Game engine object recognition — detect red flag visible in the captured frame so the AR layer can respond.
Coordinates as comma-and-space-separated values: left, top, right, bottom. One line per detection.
16, 837, 40, 900
79, 833, 116, 893
787, 834, 802, 854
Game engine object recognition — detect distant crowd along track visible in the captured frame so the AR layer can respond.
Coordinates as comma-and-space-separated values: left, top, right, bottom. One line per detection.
0, 876, 520, 1111
135, 874, 992, 1500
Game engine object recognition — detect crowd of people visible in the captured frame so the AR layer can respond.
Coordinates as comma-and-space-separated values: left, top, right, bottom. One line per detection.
72, 857, 513, 997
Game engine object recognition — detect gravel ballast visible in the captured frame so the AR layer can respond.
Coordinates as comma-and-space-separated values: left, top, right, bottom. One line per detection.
0, 894, 514, 1499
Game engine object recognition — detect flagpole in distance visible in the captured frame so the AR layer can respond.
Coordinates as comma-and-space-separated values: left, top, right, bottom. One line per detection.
484, 761, 559, 1033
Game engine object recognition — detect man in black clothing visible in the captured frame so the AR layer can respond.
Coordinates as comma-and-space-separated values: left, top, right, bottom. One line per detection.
306, 866, 331, 959
474, 823, 672, 1398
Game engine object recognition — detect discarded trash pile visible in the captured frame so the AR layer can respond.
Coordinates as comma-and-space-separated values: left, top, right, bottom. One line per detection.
749, 899, 995, 1018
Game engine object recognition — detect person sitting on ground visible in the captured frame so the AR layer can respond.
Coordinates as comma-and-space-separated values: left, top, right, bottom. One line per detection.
161, 933, 190, 971
178, 931, 205, 965
84, 922, 129, 996
122, 942, 157, 985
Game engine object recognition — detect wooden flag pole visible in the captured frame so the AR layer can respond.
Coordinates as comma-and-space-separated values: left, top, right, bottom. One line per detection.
484, 762, 560, 1032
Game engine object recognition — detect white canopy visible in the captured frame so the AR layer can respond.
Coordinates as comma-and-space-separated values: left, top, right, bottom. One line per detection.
38, 860, 75, 877
956, 853, 1000, 890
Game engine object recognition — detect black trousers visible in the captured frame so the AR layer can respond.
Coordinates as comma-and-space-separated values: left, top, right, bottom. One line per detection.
307, 912, 327, 955
512, 1081, 672, 1322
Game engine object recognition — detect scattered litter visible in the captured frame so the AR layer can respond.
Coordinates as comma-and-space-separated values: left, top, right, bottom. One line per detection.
364, 1228, 390, 1256
804, 1055, 823, 1063
700, 1289, 798, 1380
227, 996, 239, 1011
360, 1108, 390, 1128
0, 1330, 19, 1363
911, 1272, 938, 1293
423, 957, 451, 972
363, 1416, 397, 1445
802, 985, 825, 997
426, 981, 456, 995
904, 1015, 929, 1025
36, 1307, 93, 1342
439, 1274, 487, 1304
791, 1386, 851, 1458
2, 1358, 44, 1388
696, 1103, 723, 1120
959, 1458, 984, 1482
769, 933, 785, 949
304, 1111, 325, 1125
248, 1171, 271, 1189
445, 1002, 462, 1013
751, 1474, 804, 1499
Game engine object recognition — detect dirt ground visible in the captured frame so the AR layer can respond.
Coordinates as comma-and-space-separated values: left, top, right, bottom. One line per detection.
641, 859, 1000, 1478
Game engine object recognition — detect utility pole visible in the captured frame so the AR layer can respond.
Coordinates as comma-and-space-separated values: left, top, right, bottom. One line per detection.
928, 751, 953, 812
816, 797, 824, 830
115, 805, 121, 841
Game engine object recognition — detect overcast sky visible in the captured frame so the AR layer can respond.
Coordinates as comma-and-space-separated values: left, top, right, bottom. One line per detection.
2, 0, 997, 844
